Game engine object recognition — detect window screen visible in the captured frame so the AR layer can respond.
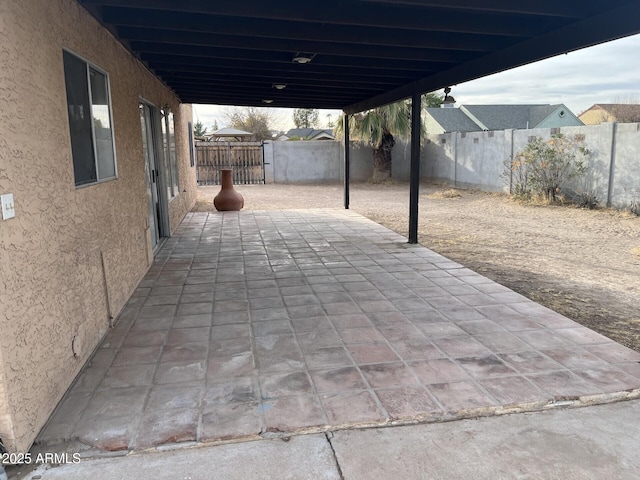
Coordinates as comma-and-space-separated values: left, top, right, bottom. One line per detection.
63, 50, 117, 186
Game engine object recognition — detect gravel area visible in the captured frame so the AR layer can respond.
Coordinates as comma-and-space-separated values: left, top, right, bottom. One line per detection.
195, 182, 640, 351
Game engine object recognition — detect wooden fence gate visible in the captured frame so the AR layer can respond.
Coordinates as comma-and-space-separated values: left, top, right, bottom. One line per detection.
196, 141, 265, 185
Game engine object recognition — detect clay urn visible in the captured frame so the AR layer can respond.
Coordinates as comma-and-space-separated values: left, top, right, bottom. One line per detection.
214, 168, 244, 211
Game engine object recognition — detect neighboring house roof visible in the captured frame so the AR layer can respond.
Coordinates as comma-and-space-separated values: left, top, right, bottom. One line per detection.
528, 105, 562, 127
425, 104, 582, 133
579, 104, 640, 124
461, 105, 530, 130
591, 104, 640, 116
285, 128, 335, 140
424, 108, 483, 133
462, 104, 579, 130
204, 127, 254, 141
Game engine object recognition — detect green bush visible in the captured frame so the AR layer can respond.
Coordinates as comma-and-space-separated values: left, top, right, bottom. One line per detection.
508, 134, 589, 202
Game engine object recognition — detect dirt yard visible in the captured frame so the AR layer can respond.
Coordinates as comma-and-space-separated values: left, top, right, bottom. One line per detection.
194, 183, 640, 352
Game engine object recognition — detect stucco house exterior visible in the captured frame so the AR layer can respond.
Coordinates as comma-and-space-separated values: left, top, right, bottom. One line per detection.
424, 104, 583, 134
579, 103, 640, 124
0, 0, 197, 453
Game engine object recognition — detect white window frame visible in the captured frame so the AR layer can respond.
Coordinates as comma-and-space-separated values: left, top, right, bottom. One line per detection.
63, 48, 118, 188
161, 107, 179, 200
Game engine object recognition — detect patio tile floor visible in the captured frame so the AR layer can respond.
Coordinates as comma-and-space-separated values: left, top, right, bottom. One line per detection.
36, 210, 640, 452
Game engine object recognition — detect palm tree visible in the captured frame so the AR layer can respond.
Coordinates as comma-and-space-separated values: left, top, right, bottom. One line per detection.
335, 100, 412, 182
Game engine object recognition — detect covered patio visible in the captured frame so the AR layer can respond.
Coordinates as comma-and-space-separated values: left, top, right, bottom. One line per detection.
6, 0, 640, 465
37, 210, 640, 452
28, 0, 640, 456
76, 0, 640, 243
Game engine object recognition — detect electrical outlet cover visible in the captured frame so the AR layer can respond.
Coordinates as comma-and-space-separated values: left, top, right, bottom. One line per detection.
1, 194, 15, 220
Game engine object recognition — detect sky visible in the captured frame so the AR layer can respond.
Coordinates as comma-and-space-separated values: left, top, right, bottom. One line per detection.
193, 33, 640, 133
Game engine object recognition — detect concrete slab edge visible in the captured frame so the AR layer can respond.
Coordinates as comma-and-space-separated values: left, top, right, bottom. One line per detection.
42, 388, 639, 462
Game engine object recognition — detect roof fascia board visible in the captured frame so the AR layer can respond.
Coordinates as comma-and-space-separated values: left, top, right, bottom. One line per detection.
458, 106, 488, 130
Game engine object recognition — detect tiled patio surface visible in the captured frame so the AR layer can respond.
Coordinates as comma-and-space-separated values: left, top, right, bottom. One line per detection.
37, 210, 640, 452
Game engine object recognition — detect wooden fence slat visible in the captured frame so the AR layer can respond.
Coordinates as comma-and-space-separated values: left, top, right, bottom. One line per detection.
195, 141, 264, 186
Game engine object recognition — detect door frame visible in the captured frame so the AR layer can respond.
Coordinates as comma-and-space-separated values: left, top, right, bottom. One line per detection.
139, 98, 170, 251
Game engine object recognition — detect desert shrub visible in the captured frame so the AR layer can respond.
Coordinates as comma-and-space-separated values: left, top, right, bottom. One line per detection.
428, 188, 462, 199
441, 188, 462, 198
574, 190, 600, 209
623, 186, 640, 216
503, 154, 531, 201
507, 134, 589, 203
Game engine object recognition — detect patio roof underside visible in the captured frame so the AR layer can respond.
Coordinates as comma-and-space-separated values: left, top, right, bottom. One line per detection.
80, 0, 640, 114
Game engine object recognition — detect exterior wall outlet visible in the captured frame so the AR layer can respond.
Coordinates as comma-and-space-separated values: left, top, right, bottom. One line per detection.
1, 194, 15, 220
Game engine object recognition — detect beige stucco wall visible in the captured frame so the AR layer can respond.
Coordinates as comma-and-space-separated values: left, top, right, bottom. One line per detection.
0, 0, 197, 452
169, 103, 197, 231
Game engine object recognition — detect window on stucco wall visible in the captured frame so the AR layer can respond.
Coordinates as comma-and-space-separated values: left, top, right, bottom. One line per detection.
63, 50, 117, 187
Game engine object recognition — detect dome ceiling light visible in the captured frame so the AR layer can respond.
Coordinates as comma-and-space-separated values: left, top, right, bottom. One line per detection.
292, 53, 315, 64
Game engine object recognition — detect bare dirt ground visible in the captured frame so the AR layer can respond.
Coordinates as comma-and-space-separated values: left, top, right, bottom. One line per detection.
194, 183, 640, 351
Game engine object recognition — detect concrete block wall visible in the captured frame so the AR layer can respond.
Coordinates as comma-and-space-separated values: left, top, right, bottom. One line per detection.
609, 123, 640, 207
264, 140, 372, 183
265, 141, 341, 183
263, 124, 640, 209
423, 123, 640, 207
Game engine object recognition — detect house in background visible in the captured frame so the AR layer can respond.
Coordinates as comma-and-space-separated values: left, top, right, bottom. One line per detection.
281, 128, 336, 141
424, 104, 583, 134
1, 0, 197, 453
423, 108, 486, 134
579, 104, 640, 124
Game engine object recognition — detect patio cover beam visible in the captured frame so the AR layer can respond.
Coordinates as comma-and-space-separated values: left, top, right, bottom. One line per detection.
118, 27, 478, 63
101, 10, 516, 52
130, 42, 455, 73
85, 0, 556, 36
358, 0, 588, 18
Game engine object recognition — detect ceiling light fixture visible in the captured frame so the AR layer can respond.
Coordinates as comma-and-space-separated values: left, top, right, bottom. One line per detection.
292, 53, 314, 64
273, 83, 287, 90
262, 99, 274, 104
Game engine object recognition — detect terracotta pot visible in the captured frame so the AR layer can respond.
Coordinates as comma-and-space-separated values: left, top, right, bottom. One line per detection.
214, 169, 244, 211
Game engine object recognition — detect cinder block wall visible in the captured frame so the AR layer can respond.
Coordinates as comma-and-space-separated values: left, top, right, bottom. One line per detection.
421, 123, 640, 205
264, 124, 640, 208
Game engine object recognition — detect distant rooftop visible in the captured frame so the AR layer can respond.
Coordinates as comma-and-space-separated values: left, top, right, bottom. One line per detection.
285, 128, 335, 140
425, 104, 581, 133
424, 108, 483, 133
461, 105, 564, 130
204, 128, 254, 141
